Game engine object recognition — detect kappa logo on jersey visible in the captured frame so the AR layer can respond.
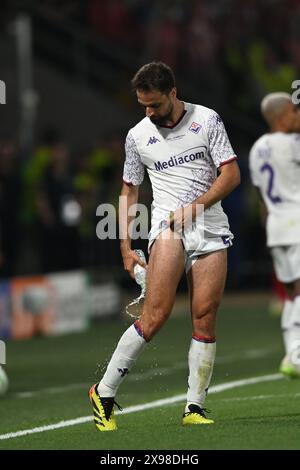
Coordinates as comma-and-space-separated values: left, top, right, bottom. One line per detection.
147, 136, 160, 146
189, 122, 202, 134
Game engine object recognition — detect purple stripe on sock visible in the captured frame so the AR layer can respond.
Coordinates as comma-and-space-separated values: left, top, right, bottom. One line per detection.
134, 320, 144, 338
192, 334, 216, 343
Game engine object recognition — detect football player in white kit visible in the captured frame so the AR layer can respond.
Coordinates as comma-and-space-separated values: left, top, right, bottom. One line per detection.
249, 92, 300, 378
89, 62, 240, 430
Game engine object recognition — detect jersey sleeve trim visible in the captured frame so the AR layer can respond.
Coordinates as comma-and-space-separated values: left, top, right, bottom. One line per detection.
123, 180, 134, 186
218, 155, 238, 167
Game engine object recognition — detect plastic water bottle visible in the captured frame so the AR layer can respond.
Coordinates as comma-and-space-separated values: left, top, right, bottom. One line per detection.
125, 249, 147, 318
133, 249, 147, 294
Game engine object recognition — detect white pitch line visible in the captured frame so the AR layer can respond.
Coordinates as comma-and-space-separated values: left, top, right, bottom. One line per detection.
0, 373, 282, 442
219, 392, 300, 403
14, 382, 89, 399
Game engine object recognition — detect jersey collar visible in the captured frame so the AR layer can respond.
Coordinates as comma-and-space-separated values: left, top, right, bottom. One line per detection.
157, 103, 187, 129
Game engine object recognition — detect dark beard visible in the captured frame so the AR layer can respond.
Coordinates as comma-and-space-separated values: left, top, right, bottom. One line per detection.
150, 103, 173, 126
150, 116, 167, 125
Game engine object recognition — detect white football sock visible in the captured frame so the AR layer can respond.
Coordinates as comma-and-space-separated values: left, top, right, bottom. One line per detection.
287, 296, 300, 363
97, 322, 146, 397
281, 299, 294, 354
186, 337, 216, 412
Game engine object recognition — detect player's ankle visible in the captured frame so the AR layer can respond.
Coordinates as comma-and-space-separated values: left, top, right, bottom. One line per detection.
97, 381, 115, 397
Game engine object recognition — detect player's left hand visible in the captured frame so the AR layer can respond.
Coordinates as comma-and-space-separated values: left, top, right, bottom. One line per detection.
168, 204, 196, 233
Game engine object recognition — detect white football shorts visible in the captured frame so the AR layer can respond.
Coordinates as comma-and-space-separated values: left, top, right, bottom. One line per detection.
271, 244, 300, 283
148, 208, 233, 273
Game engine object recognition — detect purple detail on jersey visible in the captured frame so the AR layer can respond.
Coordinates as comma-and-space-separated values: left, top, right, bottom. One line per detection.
257, 145, 271, 160
147, 136, 160, 146
260, 163, 282, 204
189, 121, 202, 134
153, 146, 207, 172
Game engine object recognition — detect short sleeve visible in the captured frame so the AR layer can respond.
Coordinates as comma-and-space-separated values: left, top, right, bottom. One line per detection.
290, 133, 300, 163
248, 146, 260, 187
123, 132, 145, 186
206, 111, 237, 168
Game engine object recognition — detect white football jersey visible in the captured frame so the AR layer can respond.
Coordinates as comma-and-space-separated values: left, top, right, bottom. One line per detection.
123, 101, 237, 239
249, 132, 300, 247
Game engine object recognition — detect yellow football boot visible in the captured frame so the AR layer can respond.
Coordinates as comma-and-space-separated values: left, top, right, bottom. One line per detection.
89, 383, 122, 432
279, 357, 300, 379
182, 404, 214, 425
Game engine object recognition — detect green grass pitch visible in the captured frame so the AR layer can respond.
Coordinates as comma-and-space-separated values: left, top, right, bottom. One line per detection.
0, 296, 299, 450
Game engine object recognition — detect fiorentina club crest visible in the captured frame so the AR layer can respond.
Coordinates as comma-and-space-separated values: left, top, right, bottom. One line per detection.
189, 122, 202, 134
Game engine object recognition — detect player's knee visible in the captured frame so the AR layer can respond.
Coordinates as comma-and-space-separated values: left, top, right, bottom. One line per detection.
140, 306, 169, 342
142, 327, 156, 342
194, 299, 220, 319
139, 320, 158, 342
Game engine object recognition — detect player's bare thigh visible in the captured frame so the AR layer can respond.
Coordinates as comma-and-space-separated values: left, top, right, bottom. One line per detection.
294, 279, 300, 296
187, 249, 227, 337
139, 229, 185, 341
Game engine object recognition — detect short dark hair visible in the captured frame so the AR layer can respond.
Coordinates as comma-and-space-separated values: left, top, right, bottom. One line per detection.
131, 62, 175, 95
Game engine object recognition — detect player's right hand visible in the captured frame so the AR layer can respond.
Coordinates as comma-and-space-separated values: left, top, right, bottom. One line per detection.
122, 249, 147, 279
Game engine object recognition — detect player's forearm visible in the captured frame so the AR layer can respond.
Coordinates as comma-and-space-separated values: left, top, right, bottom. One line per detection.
119, 183, 139, 253
193, 162, 240, 212
193, 177, 236, 211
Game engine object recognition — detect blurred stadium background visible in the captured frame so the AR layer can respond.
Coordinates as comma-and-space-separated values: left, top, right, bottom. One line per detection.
0, 0, 299, 450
